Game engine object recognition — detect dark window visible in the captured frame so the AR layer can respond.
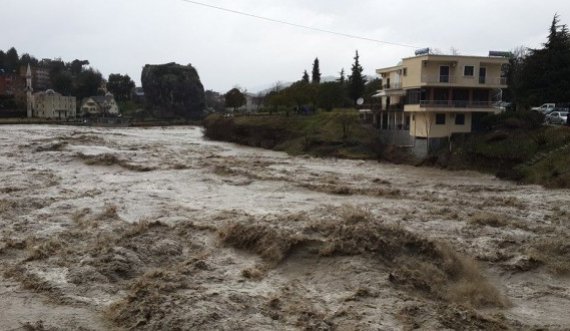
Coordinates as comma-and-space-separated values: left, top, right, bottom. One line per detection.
479, 67, 487, 84
382, 114, 388, 129
464, 66, 474, 76
455, 113, 465, 125
436, 113, 446, 125
406, 89, 421, 104
439, 66, 450, 83
403, 68, 408, 76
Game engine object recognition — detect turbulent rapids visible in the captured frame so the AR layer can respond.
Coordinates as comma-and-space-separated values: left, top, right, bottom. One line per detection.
0, 125, 569, 330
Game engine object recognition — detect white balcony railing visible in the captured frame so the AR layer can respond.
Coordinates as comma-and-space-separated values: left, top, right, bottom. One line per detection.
419, 100, 494, 108
421, 75, 507, 85
478, 76, 508, 85
421, 75, 456, 84
383, 82, 402, 90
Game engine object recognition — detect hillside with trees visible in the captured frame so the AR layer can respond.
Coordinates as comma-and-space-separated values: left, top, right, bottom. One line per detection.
141, 62, 205, 119
261, 51, 376, 113
0, 47, 103, 100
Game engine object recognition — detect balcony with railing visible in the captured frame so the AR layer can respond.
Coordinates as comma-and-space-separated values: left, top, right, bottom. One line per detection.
383, 82, 402, 90
418, 100, 494, 108
479, 77, 508, 85
421, 75, 456, 84
421, 75, 507, 86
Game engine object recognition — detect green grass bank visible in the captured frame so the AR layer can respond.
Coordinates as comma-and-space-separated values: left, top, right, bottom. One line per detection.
204, 110, 570, 189
432, 119, 570, 188
203, 110, 393, 160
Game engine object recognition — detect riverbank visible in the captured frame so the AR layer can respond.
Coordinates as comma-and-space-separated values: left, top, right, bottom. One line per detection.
203, 111, 412, 162
0, 117, 200, 127
204, 111, 570, 188
430, 123, 570, 188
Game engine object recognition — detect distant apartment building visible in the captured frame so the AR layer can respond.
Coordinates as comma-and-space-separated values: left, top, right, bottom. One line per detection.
375, 51, 509, 155
34, 67, 51, 90
0, 69, 23, 96
33, 89, 76, 119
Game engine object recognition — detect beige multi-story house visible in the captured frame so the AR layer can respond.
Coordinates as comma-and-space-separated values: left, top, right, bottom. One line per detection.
375, 51, 509, 154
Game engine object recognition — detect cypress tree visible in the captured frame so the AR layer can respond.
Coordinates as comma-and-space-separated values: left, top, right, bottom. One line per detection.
348, 50, 366, 104
338, 68, 346, 85
311, 58, 321, 84
302, 70, 310, 83
5, 47, 19, 73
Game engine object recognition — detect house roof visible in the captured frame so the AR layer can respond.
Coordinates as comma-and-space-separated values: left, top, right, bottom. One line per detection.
84, 93, 115, 105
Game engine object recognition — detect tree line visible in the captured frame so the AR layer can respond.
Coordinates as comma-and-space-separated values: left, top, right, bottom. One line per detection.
0, 47, 135, 103
218, 51, 381, 113
506, 14, 570, 108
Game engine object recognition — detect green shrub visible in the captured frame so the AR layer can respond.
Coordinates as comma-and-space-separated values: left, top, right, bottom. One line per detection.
481, 110, 545, 130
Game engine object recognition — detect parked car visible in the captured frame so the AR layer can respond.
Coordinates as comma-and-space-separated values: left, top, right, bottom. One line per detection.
545, 111, 568, 125
532, 103, 556, 113
493, 101, 511, 113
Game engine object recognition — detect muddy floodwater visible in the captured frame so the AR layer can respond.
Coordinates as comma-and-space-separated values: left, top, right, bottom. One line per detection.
1, 125, 569, 330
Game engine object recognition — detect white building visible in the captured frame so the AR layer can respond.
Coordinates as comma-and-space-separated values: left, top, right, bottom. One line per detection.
80, 93, 119, 116
33, 90, 77, 119
26, 65, 76, 119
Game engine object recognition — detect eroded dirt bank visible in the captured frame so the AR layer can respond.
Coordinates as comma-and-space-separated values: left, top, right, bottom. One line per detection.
0, 125, 569, 330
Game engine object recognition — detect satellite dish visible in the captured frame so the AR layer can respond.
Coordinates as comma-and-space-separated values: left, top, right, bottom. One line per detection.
356, 98, 364, 106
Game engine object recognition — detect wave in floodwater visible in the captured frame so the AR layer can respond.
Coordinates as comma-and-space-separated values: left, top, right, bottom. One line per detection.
0, 125, 569, 330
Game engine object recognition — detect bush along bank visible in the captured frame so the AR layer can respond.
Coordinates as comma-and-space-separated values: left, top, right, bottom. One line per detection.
430, 111, 570, 188
203, 111, 403, 161
204, 110, 570, 189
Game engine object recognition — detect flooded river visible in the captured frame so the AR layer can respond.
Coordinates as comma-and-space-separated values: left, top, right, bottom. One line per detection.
0, 125, 569, 330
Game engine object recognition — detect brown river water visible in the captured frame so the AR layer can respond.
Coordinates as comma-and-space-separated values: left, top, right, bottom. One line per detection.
0, 125, 569, 330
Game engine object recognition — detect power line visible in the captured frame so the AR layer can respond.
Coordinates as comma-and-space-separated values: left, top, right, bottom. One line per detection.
178, 0, 420, 49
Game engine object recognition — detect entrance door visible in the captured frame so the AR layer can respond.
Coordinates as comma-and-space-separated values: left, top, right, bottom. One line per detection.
472, 112, 486, 132
479, 67, 487, 84
440, 66, 450, 83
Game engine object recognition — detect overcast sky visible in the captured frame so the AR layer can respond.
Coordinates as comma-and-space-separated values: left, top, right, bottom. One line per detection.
2, 0, 569, 92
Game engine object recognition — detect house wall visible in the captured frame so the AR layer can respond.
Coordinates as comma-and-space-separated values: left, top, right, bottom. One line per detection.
81, 96, 119, 116
385, 70, 402, 88
108, 100, 119, 114
34, 93, 76, 118
33, 68, 51, 91
0, 74, 20, 96
401, 57, 423, 87
381, 95, 404, 110
81, 99, 101, 115
401, 55, 507, 89
410, 112, 473, 138
0, 76, 7, 95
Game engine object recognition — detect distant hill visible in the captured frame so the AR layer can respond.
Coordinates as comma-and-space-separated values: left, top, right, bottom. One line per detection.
252, 81, 294, 95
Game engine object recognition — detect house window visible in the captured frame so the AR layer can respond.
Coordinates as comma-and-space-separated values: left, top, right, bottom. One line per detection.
464, 66, 474, 77
439, 66, 450, 83
436, 113, 446, 125
455, 113, 465, 125
403, 68, 408, 76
